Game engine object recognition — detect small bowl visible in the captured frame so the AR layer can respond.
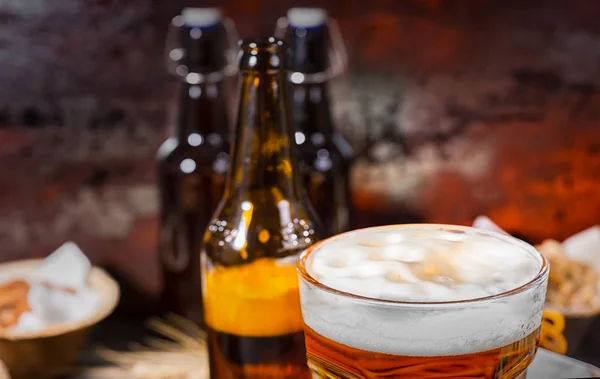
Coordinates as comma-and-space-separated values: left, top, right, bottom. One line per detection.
546, 301, 600, 319
544, 299, 600, 355
544, 277, 600, 355
0, 259, 120, 379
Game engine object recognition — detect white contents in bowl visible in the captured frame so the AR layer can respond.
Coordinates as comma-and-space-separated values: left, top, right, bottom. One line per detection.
10, 242, 102, 334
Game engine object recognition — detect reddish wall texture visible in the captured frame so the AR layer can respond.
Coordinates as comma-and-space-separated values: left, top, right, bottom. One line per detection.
1, 0, 599, 312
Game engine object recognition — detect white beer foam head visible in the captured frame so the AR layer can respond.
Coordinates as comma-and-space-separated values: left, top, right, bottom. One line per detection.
299, 225, 548, 356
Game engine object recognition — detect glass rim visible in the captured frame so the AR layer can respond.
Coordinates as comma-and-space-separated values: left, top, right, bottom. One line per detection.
297, 223, 550, 308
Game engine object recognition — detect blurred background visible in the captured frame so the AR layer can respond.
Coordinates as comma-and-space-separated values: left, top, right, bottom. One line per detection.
0, 0, 599, 330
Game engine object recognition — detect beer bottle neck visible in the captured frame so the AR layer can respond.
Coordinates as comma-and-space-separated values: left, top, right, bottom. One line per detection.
180, 22, 227, 74
288, 24, 328, 74
176, 80, 229, 140
225, 69, 303, 200
174, 17, 230, 142
292, 82, 334, 135
287, 23, 334, 135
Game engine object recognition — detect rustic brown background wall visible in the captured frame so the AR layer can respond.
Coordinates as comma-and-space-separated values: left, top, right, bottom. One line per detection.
1, 0, 599, 314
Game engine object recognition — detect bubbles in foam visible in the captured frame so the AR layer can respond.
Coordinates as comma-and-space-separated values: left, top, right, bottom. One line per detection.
374, 241, 428, 263
306, 228, 541, 302
299, 226, 548, 356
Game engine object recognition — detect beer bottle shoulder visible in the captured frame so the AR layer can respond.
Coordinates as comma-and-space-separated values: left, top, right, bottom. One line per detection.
203, 190, 321, 267
331, 132, 355, 163
296, 132, 354, 173
157, 136, 231, 168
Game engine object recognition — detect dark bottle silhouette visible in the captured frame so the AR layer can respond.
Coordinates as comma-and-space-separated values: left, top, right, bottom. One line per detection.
157, 8, 234, 327
284, 8, 355, 237
201, 38, 321, 379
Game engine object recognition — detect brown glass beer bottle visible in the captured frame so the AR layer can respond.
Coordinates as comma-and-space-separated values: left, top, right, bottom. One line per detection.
201, 37, 322, 378
283, 8, 355, 237
157, 8, 235, 326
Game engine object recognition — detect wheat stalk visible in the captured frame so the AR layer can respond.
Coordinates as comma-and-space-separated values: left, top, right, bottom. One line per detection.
80, 314, 209, 379
0, 359, 10, 379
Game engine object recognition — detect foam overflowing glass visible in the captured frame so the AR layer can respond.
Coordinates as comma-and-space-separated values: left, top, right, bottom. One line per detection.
297, 224, 550, 379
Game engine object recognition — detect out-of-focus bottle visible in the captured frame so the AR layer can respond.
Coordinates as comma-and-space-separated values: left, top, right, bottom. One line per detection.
277, 8, 355, 237
157, 8, 238, 327
201, 37, 321, 379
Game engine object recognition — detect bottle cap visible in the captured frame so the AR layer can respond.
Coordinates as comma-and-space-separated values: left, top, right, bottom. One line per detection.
182, 7, 222, 27
287, 8, 327, 28
166, 8, 239, 81
275, 8, 347, 81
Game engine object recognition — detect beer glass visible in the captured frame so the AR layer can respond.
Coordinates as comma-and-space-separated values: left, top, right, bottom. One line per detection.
297, 224, 549, 379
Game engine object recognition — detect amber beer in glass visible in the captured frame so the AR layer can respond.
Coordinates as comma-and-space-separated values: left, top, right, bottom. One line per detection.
201, 38, 322, 378
297, 224, 550, 379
